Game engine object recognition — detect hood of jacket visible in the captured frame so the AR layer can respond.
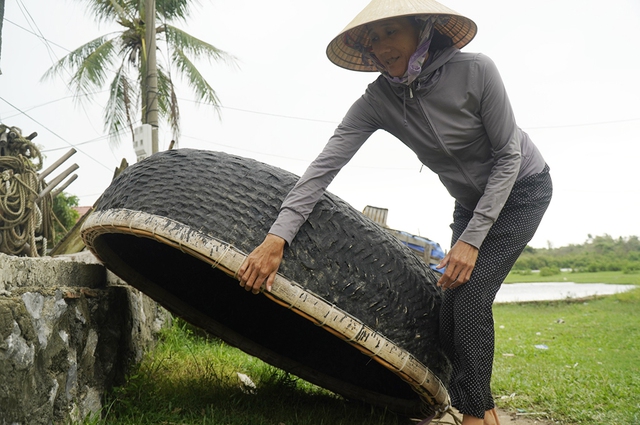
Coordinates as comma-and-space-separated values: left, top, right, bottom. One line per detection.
387, 46, 460, 97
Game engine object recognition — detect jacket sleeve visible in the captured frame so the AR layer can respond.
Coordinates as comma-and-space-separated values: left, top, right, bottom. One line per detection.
269, 95, 381, 245
457, 54, 522, 248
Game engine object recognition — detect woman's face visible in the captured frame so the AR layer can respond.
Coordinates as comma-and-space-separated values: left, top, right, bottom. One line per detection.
367, 18, 420, 77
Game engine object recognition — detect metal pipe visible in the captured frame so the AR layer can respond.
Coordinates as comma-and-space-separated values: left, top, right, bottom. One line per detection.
39, 148, 77, 181
50, 174, 78, 199
37, 164, 79, 201
0, 130, 7, 156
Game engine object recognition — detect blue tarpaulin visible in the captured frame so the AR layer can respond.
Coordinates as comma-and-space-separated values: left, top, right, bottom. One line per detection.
395, 231, 445, 272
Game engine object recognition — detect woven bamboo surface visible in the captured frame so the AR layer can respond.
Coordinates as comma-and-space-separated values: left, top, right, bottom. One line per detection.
82, 208, 451, 414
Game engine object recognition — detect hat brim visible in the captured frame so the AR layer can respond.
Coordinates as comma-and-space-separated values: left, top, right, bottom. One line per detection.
326, 7, 477, 72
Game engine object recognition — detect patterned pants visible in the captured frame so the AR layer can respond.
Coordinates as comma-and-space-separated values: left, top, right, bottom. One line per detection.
439, 165, 553, 418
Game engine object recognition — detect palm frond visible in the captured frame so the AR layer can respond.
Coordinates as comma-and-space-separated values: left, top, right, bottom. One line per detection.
163, 24, 237, 67
157, 0, 197, 22
157, 66, 180, 144
171, 47, 222, 112
42, 35, 119, 98
104, 65, 139, 147
74, 0, 138, 24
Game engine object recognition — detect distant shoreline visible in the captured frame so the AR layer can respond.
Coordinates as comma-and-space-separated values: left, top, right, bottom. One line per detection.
495, 281, 636, 303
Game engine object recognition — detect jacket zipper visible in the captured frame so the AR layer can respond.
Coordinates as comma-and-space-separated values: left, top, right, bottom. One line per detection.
414, 92, 483, 196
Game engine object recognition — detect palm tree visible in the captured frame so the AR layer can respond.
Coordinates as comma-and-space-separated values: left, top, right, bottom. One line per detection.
43, 0, 236, 148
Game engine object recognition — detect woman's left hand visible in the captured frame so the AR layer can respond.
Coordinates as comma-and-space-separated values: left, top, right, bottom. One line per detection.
436, 240, 479, 290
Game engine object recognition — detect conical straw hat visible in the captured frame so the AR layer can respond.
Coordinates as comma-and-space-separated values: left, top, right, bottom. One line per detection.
326, 0, 477, 72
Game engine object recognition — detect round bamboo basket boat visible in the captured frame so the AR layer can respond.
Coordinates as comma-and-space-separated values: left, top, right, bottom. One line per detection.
81, 149, 451, 417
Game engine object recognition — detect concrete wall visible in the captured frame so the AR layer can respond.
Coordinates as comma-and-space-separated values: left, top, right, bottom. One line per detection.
0, 252, 171, 424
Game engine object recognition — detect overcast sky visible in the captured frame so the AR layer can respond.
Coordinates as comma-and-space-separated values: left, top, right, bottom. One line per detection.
1, 0, 639, 250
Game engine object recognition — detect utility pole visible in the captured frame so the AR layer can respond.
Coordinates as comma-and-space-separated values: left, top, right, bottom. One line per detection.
144, 0, 159, 153
1, 0, 5, 74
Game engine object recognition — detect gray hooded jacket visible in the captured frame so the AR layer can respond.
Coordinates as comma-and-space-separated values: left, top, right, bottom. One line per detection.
269, 47, 546, 249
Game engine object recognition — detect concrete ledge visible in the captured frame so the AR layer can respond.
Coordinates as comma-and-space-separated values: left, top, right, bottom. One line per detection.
0, 252, 106, 293
0, 253, 171, 424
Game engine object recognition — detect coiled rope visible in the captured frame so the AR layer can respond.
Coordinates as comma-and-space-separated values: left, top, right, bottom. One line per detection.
0, 124, 53, 256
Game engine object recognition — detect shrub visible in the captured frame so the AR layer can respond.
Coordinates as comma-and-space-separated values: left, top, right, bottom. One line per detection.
539, 266, 561, 277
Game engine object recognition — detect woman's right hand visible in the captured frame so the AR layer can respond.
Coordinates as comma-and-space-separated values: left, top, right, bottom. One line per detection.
237, 234, 286, 294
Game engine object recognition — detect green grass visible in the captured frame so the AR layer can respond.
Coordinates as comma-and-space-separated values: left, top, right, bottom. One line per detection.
97, 322, 415, 425
492, 288, 640, 424
504, 270, 640, 285
85, 277, 640, 425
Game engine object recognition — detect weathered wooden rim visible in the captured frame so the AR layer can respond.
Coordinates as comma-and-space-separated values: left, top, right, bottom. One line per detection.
81, 208, 451, 413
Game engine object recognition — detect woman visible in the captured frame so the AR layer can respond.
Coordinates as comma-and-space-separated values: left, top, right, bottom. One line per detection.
238, 0, 552, 424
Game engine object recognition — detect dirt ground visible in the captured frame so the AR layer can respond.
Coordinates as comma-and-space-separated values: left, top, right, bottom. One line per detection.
431, 407, 556, 425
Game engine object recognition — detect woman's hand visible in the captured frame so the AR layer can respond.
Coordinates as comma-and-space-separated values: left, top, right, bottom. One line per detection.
436, 240, 479, 290
237, 234, 286, 294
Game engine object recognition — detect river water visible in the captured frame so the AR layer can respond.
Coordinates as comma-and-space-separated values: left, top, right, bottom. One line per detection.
494, 282, 636, 303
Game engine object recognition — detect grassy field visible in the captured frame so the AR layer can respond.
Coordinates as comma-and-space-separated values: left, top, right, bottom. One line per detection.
88, 276, 640, 425
492, 287, 640, 424
504, 270, 640, 285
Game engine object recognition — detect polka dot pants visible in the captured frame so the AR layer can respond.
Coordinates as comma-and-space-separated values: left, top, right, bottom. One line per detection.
439, 165, 552, 419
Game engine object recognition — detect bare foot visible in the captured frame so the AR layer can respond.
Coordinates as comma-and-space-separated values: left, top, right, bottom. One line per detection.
462, 414, 483, 425
483, 408, 501, 425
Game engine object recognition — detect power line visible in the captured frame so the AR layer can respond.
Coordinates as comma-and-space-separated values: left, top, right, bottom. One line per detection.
181, 133, 312, 163
3, 88, 637, 164
4, 8, 141, 158
0, 95, 112, 171
5, 7, 639, 133
8, 15, 636, 133
40, 134, 118, 153
183, 96, 640, 130
524, 117, 640, 130
15, 1, 59, 64
222, 105, 339, 125
5, 6, 638, 168
5, 9, 110, 136
12, 88, 640, 133
180, 133, 418, 171
180, 97, 339, 125
0, 90, 110, 120
3, 17, 71, 53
